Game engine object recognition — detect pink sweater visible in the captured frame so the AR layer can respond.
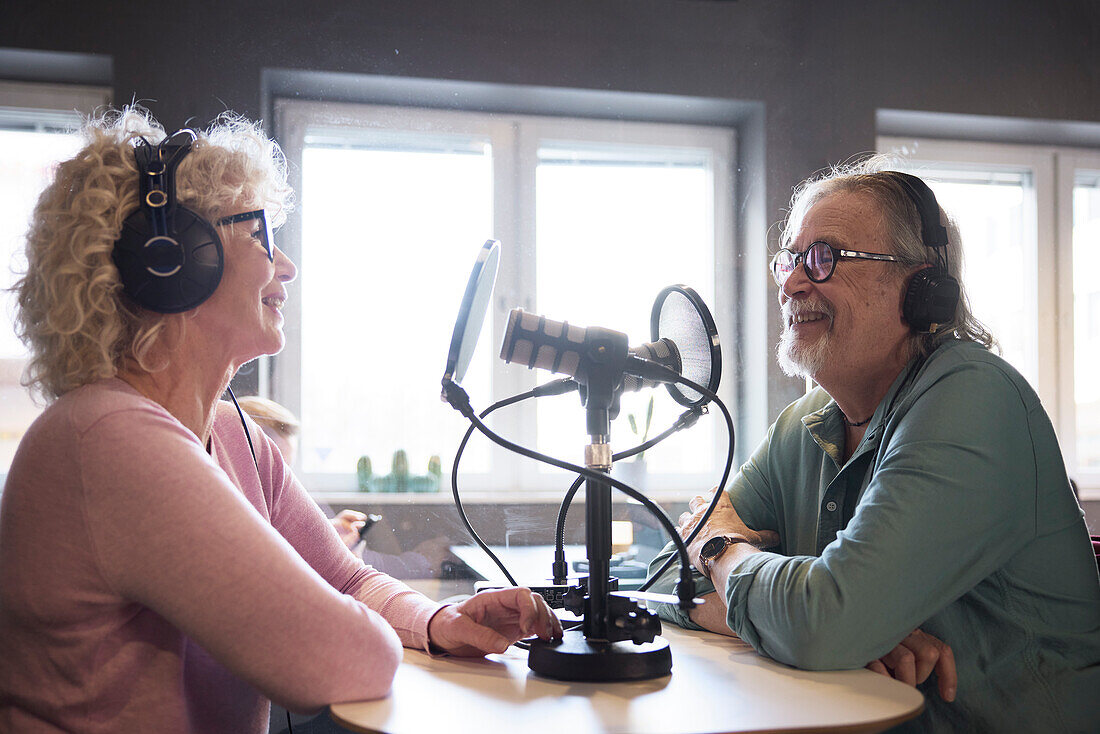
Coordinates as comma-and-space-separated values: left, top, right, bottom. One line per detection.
0, 378, 442, 733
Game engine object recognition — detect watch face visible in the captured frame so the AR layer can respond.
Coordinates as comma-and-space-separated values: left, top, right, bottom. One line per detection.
700, 536, 728, 560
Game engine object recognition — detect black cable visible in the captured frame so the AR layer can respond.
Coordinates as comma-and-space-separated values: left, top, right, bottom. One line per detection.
635, 376, 735, 594
549, 378, 734, 594
225, 385, 260, 472
449, 378, 578, 586
551, 406, 707, 584
452, 382, 704, 591
442, 378, 699, 609
545, 375, 734, 595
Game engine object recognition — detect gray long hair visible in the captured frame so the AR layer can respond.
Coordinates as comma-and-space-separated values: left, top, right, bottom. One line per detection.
780, 155, 995, 359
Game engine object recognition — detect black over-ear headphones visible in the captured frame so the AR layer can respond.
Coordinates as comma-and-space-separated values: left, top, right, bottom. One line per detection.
887, 171, 960, 334
113, 130, 224, 313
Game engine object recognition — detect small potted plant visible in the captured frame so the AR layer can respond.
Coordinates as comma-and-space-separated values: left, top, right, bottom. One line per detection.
356, 455, 373, 492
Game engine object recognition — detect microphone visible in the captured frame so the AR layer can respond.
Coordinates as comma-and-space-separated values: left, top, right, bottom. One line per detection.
624, 338, 682, 392
499, 309, 682, 390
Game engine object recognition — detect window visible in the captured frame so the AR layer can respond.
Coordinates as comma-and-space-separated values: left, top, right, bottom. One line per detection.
879, 136, 1100, 497
1067, 162, 1100, 478
0, 81, 110, 475
276, 101, 735, 497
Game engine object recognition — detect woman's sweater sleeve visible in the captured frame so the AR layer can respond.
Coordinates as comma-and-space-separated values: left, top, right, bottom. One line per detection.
81, 406, 405, 713
243, 411, 442, 651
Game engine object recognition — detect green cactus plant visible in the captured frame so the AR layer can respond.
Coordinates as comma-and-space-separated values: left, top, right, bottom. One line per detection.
392, 449, 409, 476
423, 455, 443, 492
356, 455, 373, 492
358, 450, 443, 493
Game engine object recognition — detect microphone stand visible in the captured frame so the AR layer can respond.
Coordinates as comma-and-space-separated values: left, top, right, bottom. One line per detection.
525, 328, 672, 681
551, 406, 705, 586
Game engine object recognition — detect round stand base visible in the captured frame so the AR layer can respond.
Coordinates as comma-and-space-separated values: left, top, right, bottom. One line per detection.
527, 628, 672, 681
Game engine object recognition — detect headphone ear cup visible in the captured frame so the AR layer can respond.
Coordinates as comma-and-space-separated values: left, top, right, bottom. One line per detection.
903, 267, 960, 333
113, 206, 224, 313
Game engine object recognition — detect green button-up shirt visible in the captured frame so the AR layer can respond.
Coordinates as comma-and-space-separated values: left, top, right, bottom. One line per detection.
650, 339, 1100, 732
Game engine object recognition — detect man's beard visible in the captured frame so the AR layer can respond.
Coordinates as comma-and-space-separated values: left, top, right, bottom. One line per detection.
776, 299, 835, 380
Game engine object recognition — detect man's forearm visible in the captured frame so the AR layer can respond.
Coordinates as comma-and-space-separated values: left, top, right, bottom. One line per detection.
687, 592, 737, 636
686, 542, 760, 636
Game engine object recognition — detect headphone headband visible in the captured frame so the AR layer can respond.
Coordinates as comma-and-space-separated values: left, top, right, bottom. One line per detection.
133, 131, 195, 242
884, 170, 949, 250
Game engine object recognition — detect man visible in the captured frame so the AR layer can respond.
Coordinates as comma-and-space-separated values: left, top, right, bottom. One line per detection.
650, 164, 1100, 732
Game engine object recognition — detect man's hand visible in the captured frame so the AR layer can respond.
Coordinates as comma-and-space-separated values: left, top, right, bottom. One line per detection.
677, 487, 780, 568
427, 587, 563, 657
866, 628, 957, 702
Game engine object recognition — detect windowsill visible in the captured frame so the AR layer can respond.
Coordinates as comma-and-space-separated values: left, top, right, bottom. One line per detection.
310, 485, 1100, 505
309, 489, 696, 505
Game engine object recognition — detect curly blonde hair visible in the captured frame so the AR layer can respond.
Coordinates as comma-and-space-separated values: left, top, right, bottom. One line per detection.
12, 106, 293, 400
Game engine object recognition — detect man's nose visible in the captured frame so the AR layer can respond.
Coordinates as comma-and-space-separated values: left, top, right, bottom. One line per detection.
779, 263, 811, 301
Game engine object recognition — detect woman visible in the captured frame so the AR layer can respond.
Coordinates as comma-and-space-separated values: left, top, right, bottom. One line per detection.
0, 109, 560, 732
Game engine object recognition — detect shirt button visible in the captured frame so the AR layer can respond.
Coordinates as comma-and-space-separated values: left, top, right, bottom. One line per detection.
825, 501, 838, 512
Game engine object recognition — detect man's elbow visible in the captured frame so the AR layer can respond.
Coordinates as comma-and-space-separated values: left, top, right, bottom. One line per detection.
783, 644, 864, 671
762, 621, 878, 672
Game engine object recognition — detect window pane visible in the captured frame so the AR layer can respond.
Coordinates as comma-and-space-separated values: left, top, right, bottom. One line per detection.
299, 136, 494, 481
924, 176, 1034, 386
1073, 173, 1100, 470
0, 128, 83, 472
534, 143, 716, 474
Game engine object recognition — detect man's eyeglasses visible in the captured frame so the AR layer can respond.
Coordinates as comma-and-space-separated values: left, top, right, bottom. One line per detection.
770, 241, 899, 287
215, 209, 274, 262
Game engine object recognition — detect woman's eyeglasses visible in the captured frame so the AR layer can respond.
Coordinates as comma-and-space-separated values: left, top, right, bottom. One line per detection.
215, 209, 274, 262
770, 241, 899, 287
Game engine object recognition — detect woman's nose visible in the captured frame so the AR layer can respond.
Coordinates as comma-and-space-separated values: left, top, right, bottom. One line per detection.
274, 246, 297, 283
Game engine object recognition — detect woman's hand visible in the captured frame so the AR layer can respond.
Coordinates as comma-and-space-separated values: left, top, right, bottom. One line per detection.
866, 628, 957, 702
427, 587, 563, 657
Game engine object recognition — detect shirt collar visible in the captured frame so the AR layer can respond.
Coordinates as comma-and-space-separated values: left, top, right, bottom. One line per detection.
801, 356, 923, 465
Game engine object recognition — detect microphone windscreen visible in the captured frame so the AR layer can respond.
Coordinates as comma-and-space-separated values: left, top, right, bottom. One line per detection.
443, 240, 500, 385
652, 286, 721, 407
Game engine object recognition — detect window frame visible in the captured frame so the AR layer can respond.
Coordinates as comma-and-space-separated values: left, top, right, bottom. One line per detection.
275, 99, 736, 498
1056, 150, 1100, 496
0, 80, 110, 127
879, 135, 1100, 499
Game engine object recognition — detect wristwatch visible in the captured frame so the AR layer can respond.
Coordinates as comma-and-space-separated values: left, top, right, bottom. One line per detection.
698, 535, 748, 579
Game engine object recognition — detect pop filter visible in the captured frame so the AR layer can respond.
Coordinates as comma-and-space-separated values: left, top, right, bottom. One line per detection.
443, 240, 500, 386
650, 285, 721, 407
